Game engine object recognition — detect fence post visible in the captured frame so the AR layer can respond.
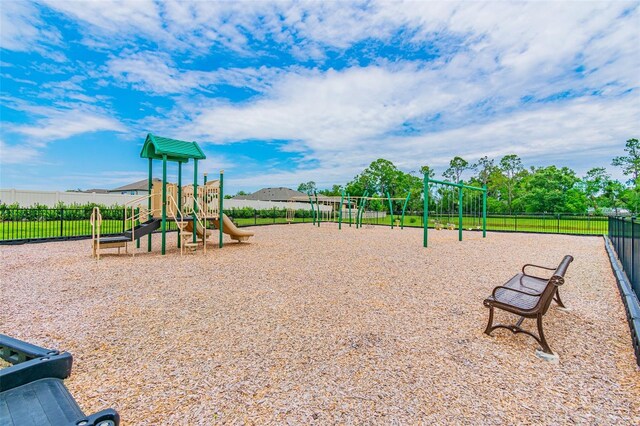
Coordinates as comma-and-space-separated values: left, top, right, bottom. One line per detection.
621, 217, 625, 261
123, 209, 126, 233
631, 217, 635, 286
273, 207, 276, 224
60, 208, 64, 237
557, 214, 561, 234
254, 210, 257, 225
515, 213, 517, 232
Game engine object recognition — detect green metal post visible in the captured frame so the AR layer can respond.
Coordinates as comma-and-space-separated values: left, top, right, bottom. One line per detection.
482, 185, 487, 238
386, 192, 394, 229
219, 170, 224, 248
424, 175, 429, 247
339, 191, 344, 230
161, 155, 167, 255
148, 158, 152, 252
458, 180, 463, 242
204, 173, 208, 185
401, 193, 410, 229
363, 193, 369, 226
193, 159, 198, 243
357, 191, 369, 228
348, 194, 352, 227
177, 162, 182, 248
308, 193, 316, 225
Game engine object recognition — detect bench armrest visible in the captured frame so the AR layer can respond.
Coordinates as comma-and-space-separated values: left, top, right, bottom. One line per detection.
492, 285, 541, 299
522, 264, 555, 279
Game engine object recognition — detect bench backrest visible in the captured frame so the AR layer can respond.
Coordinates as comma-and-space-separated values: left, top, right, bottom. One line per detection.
538, 255, 573, 314
554, 255, 574, 278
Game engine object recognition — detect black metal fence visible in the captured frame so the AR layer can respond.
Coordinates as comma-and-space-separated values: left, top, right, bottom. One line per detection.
0, 206, 609, 244
608, 217, 640, 300
357, 211, 609, 235
0, 207, 312, 243
0, 208, 127, 241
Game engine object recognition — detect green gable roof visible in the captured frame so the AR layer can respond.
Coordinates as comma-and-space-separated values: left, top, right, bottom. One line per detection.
140, 133, 206, 163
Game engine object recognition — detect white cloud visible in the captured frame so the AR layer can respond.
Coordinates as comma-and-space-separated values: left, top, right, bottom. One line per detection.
169, 63, 638, 187
0, 1, 65, 60
0, 139, 41, 164
39, 0, 164, 44
8, 105, 127, 143
105, 50, 285, 95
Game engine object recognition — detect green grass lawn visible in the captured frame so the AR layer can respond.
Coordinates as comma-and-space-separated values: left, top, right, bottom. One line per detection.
324, 214, 608, 235
0, 219, 125, 240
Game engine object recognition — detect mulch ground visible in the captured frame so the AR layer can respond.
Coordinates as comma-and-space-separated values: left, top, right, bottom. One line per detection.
1, 224, 638, 425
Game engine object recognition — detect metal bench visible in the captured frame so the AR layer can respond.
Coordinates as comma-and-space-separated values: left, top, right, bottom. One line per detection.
483, 255, 574, 355
0, 334, 119, 426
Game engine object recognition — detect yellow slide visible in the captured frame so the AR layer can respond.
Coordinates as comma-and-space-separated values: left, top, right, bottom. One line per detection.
185, 214, 254, 242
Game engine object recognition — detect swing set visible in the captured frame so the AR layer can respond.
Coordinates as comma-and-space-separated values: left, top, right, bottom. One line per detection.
287, 191, 411, 230
422, 176, 487, 247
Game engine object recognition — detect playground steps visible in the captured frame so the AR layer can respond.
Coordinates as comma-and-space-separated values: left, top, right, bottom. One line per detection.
183, 242, 198, 251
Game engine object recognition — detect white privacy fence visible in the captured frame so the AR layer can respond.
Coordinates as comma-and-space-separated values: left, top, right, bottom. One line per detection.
1, 189, 328, 211
226, 199, 330, 211
0, 189, 140, 207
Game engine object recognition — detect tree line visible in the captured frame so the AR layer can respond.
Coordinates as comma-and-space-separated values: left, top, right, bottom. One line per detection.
296, 138, 639, 215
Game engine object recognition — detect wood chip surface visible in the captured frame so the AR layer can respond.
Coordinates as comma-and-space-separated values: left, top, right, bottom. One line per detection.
1, 224, 639, 425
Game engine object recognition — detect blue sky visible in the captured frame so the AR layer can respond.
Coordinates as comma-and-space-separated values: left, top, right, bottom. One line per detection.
1, 1, 639, 194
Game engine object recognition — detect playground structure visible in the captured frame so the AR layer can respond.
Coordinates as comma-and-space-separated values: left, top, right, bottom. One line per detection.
90, 134, 253, 258
423, 176, 487, 247
287, 191, 411, 230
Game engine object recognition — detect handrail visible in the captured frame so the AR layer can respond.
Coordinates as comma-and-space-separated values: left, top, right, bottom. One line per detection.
124, 191, 161, 245
168, 194, 192, 256
191, 197, 208, 252
124, 192, 155, 208
167, 194, 185, 227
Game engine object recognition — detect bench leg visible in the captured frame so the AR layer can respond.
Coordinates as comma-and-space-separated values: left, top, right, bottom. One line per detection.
484, 307, 495, 335
553, 289, 566, 308
536, 314, 553, 354
483, 307, 554, 355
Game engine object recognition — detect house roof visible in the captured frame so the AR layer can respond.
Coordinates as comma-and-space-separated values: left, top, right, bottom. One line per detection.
83, 189, 109, 194
110, 178, 161, 192
233, 187, 308, 201
140, 133, 206, 163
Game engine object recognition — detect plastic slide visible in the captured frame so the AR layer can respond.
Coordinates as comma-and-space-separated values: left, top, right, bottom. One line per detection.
186, 214, 254, 242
